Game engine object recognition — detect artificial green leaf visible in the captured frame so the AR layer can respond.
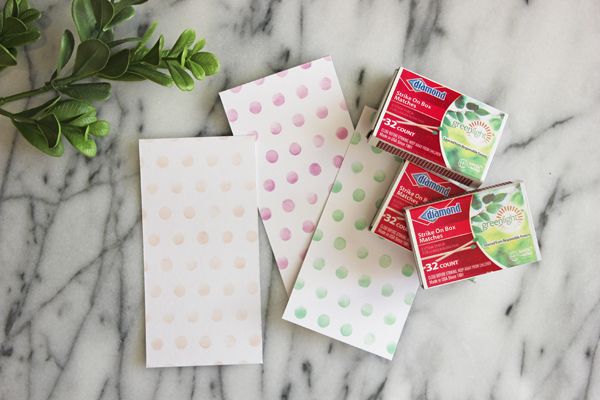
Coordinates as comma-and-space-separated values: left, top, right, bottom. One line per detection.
0, 43, 17, 66
471, 196, 482, 210
107, 71, 144, 81
465, 111, 478, 121
486, 203, 502, 214
15, 96, 60, 118
68, 110, 97, 127
475, 108, 489, 116
3, 0, 17, 18
113, 0, 148, 11
472, 226, 482, 234
128, 63, 172, 86
489, 117, 502, 130
56, 30, 74, 75
17, 0, 29, 14
36, 113, 61, 148
132, 46, 148, 62
2, 0, 12, 18
119, 0, 148, 5
88, 120, 110, 136
59, 82, 112, 101
480, 212, 490, 221
13, 119, 64, 156
166, 60, 193, 91
18, 8, 40, 24
91, 0, 113, 30
466, 102, 479, 111
167, 28, 195, 57
108, 5, 134, 27
142, 35, 162, 66
107, 37, 140, 47
99, 49, 129, 78
98, 28, 113, 43
62, 125, 97, 157
446, 111, 456, 120
471, 215, 483, 223
190, 52, 219, 75
443, 117, 450, 127
180, 46, 187, 65
457, 112, 464, 123
51, 100, 95, 121
455, 96, 465, 109
71, 39, 110, 78
133, 21, 156, 55
191, 38, 205, 53
185, 59, 205, 80
3, 16, 27, 34
72, 0, 97, 41
1, 29, 40, 47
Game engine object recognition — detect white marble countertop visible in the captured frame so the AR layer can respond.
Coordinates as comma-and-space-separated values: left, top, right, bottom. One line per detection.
1, 1, 599, 399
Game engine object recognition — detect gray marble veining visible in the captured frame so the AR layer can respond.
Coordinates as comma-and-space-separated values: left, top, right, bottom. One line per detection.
1, 0, 599, 399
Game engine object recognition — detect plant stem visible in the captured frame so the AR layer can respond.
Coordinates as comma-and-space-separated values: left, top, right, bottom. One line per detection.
0, 108, 15, 118
0, 84, 53, 107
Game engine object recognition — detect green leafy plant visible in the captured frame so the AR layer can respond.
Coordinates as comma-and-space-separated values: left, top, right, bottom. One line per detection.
0, 0, 41, 72
0, 0, 219, 157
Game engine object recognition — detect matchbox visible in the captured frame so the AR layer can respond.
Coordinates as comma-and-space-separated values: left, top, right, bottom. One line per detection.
371, 161, 465, 250
368, 68, 508, 188
405, 181, 541, 289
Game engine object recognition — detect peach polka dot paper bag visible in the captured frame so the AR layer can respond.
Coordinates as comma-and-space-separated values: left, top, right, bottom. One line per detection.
139, 136, 262, 367
219, 56, 354, 294
283, 108, 420, 359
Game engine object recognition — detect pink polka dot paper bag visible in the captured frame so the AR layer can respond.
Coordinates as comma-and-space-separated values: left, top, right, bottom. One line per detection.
220, 56, 354, 293
139, 136, 262, 367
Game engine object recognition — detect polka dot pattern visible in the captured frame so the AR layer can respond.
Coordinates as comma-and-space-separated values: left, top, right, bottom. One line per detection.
316, 106, 328, 119
249, 101, 262, 114
266, 149, 279, 163
273, 92, 285, 106
139, 136, 262, 367
296, 84, 308, 98
282, 199, 295, 212
317, 314, 330, 327
302, 220, 315, 233
219, 56, 354, 294
281, 108, 418, 360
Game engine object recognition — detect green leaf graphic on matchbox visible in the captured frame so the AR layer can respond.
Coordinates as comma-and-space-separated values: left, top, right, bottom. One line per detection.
440, 96, 506, 181
469, 184, 537, 268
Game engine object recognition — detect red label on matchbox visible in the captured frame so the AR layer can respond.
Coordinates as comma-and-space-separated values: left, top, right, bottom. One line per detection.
371, 162, 465, 250
405, 182, 541, 289
369, 68, 508, 187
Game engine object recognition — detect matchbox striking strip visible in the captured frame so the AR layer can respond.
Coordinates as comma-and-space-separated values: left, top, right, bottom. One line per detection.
368, 68, 508, 188
405, 181, 541, 289
371, 162, 465, 250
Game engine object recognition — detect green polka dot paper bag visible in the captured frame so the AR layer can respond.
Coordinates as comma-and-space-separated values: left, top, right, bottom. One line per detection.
283, 107, 420, 359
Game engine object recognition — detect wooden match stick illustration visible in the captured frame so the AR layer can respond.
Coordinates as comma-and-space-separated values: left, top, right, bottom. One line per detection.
434, 240, 475, 263
421, 240, 475, 262
386, 111, 439, 134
